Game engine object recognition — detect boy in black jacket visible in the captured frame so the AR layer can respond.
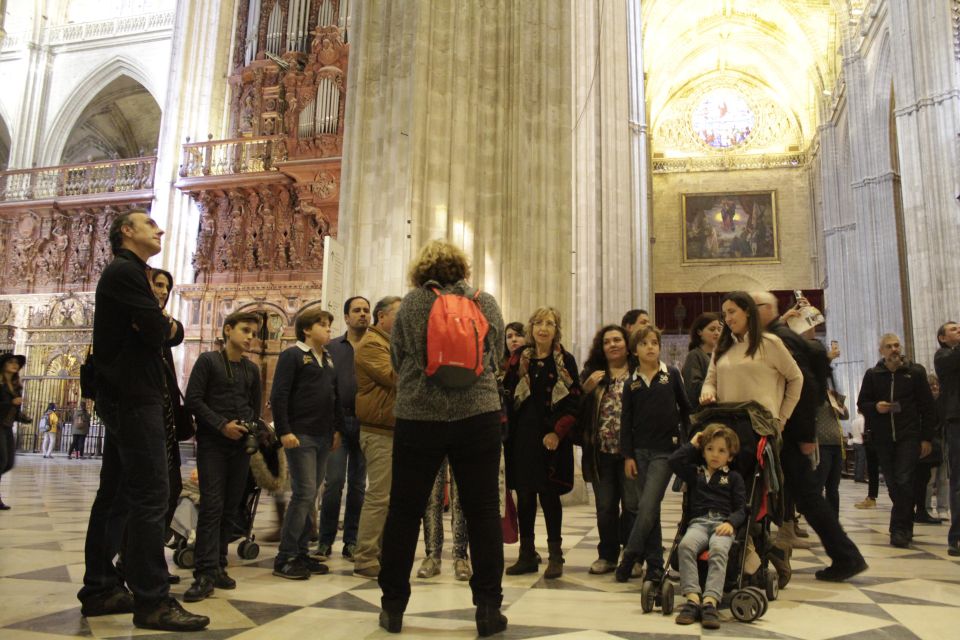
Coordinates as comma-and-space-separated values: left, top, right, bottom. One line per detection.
271, 308, 345, 579
670, 424, 746, 630
616, 326, 691, 583
184, 311, 262, 602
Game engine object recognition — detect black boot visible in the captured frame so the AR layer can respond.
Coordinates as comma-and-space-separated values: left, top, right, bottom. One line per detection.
615, 552, 637, 583
476, 603, 508, 637
379, 610, 403, 633
505, 536, 539, 575
543, 540, 564, 579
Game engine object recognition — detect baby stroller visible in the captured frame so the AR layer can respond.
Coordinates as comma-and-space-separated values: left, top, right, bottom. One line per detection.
646, 401, 784, 622
169, 429, 287, 569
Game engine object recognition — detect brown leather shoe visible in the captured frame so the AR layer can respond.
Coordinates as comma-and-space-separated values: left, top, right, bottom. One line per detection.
80, 588, 134, 617
133, 598, 209, 632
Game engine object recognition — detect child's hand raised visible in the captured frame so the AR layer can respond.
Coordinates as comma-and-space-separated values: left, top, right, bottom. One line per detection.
715, 522, 734, 536
690, 432, 702, 446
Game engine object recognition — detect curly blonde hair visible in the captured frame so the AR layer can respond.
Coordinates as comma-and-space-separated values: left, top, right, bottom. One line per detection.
408, 240, 471, 288
524, 307, 562, 351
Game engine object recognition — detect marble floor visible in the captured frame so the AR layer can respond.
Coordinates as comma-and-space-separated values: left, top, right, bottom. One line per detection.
0, 455, 957, 640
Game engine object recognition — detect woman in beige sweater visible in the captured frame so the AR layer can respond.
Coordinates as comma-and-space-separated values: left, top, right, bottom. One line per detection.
700, 291, 802, 427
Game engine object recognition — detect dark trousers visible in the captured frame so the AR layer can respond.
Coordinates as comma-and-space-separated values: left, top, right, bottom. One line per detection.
873, 438, 920, 536
379, 412, 503, 614
816, 444, 844, 516
853, 443, 867, 483
69, 434, 87, 456
947, 422, 960, 547
78, 396, 170, 610
913, 462, 934, 517
194, 440, 250, 578
319, 417, 366, 548
517, 487, 563, 542
866, 443, 880, 499
780, 441, 863, 566
592, 451, 637, 562
0, 426, 15, 475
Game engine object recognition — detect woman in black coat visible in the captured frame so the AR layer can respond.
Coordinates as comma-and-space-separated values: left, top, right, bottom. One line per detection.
0, 353, 26, 510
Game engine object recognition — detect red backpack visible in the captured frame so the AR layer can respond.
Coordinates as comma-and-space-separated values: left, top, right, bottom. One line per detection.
425, 287, 490, 388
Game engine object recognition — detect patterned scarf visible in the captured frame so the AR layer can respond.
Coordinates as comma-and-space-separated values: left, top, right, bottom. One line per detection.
513, 345, 574, 409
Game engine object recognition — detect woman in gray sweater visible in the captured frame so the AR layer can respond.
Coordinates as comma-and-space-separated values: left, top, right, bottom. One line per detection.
377, 240, 506, 638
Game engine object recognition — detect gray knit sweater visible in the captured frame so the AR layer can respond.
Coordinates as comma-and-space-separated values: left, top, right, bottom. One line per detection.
391, 280, 504, 422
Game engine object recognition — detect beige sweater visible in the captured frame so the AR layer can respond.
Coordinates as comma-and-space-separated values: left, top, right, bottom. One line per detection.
702, 333, 803, 426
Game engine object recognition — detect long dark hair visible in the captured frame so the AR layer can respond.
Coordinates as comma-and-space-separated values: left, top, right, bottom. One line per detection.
583, 325, 633, 374
688, 312, 721, 351
714, 291, 763, 362
503, 321, 525, 361
151, 268, 174, 308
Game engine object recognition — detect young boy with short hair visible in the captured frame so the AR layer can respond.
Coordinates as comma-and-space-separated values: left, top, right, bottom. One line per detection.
184, 311, 262, 602
670, 423, 747, 630
271, 307, 345, 579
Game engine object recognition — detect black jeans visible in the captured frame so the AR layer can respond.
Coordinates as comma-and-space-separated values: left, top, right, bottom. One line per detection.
69, 434, 87, 456
946, 422, 960, 547
194, 439, 250, 578
517, 487, 562, 542
780, 441, 863, 566
78, 395, 170, 610
0, 426, 14, 475
873, 438, 920, 536
816, 444, 843, 516
865, 443, 880, 499
912, 462, 934, 517
592, 451, 637, 562
379, 412, 503, 614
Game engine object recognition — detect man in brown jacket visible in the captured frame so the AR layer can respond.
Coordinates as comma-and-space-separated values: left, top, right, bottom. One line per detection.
352, 296, 402, 578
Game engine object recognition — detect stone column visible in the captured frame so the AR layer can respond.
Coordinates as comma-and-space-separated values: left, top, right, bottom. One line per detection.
887, 0, 960, 367
340, 0, 573, 329
626, 0, 652, 314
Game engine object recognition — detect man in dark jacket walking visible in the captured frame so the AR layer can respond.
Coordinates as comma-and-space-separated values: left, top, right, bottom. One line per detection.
858, 333, 936, 548
77, 210, 208, 632
933, 321, 960, 556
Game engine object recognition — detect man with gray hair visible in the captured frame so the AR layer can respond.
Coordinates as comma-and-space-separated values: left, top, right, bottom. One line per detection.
858, 333, 936, 548
352, 296, 402, 578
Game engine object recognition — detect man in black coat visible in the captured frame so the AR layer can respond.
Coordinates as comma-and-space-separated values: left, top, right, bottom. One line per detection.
753, 292, 866, 582
933, 321, 960, 556
77, 210, 208, 632
858, 333, 936, 548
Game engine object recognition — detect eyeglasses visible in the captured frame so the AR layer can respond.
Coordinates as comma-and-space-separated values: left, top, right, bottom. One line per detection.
532, 320, 557, 328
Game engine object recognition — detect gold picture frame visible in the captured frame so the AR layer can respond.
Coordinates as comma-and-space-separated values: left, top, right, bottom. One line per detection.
681, 191, 779, 264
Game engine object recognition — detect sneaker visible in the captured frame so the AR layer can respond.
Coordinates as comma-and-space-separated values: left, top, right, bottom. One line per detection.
914, 512, 942, 525
80, 587, 134, 617
700, 602, 720, 630
273, 557, 311, 580
815, 557, 868, 582
183, 575, 215, 602
314, 543, 331, 561
299, 555, 330, 575
417, 556, 442, 578
855, 497, 877, 509
133, 597, 209, 632
674, 600, 701, 625
454, 557, 472, 581
354, 564, 380, 579
890, 531, 910, 548
343, 543, 357, 561
214, 570, 236, 589
589, 558, 616, 575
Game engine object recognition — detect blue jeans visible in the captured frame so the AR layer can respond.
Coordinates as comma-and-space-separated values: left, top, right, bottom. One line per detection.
592, 451, 638, 562
678, 515, 733, 603
278, 433, 332, 564
319, 417, 365, 548
622, 448, 672, 571
78, 395, 170, 609
947, 422, 960, 547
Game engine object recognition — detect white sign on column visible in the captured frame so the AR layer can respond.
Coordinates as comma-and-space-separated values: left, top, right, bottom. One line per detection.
321, 236, 346, 336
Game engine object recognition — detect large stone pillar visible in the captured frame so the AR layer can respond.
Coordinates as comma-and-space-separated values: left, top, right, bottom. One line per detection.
339, 0, 572, 329
887, 0, 960, 367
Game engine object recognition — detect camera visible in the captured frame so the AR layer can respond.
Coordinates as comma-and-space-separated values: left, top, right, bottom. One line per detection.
239, 419, 277, 455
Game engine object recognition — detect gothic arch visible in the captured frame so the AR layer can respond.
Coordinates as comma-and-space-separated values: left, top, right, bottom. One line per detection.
40, 56, 162, 166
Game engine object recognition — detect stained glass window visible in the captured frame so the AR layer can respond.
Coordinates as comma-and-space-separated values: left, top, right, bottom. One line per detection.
691, 88, 755, 149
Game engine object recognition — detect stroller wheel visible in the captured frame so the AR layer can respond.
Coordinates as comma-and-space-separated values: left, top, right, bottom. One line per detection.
746, 587, 768, 617
174, 547, 195, 569
640, 581, 656, 614
765, 568, 779, 601
660, 581, 675, 615
730, 589, 763, 623
237, 540, 260, 560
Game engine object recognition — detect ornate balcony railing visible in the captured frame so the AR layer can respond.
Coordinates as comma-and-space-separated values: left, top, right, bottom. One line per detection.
45, 11, 174, 45
178, 135, 287, 178
0, 157, 157, 203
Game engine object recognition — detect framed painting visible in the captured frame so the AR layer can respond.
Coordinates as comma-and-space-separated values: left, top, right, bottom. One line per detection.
681, 191, 779, 264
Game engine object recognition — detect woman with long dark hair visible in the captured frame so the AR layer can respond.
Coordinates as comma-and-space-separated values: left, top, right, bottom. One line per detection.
503, 322, 525, 365
502, 307, 581, 580
0, 353, 26, 509
682, 312, 721, 410
579, 325, 638, 574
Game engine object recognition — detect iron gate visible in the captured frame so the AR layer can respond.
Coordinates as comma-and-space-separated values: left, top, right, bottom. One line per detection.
15, 375, 104, 456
